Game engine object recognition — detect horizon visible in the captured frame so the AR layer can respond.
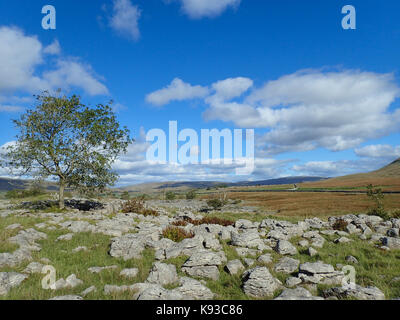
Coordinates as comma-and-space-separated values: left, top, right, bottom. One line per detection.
1, 0, 400, 186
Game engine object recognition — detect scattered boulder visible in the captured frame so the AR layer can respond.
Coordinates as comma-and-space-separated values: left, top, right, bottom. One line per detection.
0, 272, 28, 296
274, 240, 298, 255
146, 262, 179, 286
225, 260, 245, 275
242, 267, 281, 298
274, 257, 300, 274
323, 285, 385, 300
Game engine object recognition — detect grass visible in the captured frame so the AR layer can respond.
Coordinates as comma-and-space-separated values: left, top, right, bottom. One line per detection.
1, 198, 399, 300
211, 191, 400, 218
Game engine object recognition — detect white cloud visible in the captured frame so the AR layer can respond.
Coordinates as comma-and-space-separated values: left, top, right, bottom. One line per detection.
291, 160, 374, 177
43, 39, 61, 55
210, 77, 253, 101
146, 78, 209, 106
0, 26, 45, 93
0, 26, 109, 105
0, 105, 24, 113
110, 0, 141, 41
355, 144, 400, 159
203, 70, 400, 153
168, 0, 241, 19
43, 59, 109, 96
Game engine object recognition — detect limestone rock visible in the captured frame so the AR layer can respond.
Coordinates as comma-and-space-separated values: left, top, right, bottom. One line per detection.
242, 267, 281, 298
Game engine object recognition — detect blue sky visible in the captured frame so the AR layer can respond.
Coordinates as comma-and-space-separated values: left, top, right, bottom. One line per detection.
0, 0, 399, 185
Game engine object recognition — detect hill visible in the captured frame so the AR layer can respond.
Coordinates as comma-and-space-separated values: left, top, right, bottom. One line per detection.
121, 176, 326, 193
303, 158, 400, 191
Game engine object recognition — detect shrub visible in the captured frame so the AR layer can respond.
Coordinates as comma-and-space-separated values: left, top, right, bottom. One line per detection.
171, 220, 188, 227
165, 191, 176, 200
121, 199, 159, 216
186, 190, 197, 200
366, 184, 389, 220
121, 199, 145, 213
140, 208, 159, 217
332, 219, 349, 231
120, 191, 130, 200
162, 226, 194, 242
391, 210, 400, 219
207, 198, 224, 210
5, 187, 46, 199
194, 217, 234, 227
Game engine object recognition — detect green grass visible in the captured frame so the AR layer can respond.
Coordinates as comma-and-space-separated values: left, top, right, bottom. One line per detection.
1, 207, 399, 300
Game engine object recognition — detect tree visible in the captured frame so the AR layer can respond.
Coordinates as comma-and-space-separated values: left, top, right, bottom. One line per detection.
1, 91, 133, 209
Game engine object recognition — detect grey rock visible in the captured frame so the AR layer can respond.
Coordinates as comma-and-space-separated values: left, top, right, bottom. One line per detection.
307, 247, 318, 257
285, 277, 302, 287
23, 262, 44, 274
120, 268, 139, 279
231, 230, 264, 249
81, 286, 97, 297
56, 233, 74, 241
225, 259, 245, 275
242, 267, 281, 298
275, 287, 324, 300
323, 285, 385, 300
334, 237, 352, 244
0, 272, 28, 296
243, 258, 255, 267
274, 240, 298, 255
257, 254, 273, 264
66, 274, 83, 288
171, 277, 214, 300
146, 262, 179, 286
109, 234, 146, 260
88, 265, 118, 273
381, 237, 400, 249
274, 257, 300, 274
345, 255, 359, 264
49, 295, 83, 300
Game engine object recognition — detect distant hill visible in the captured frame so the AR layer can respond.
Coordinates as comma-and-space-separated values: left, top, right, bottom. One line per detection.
0, 177, 28, 191
121, 176, 326, 193
0, 177, 58, 192
304, 158, 400, 191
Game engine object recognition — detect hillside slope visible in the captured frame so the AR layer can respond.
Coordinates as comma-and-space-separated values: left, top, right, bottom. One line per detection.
303, 158, 400, 191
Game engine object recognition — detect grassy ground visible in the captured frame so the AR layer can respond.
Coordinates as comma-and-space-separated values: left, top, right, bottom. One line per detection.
1, 201, 399, 300
204, 191, 400, 218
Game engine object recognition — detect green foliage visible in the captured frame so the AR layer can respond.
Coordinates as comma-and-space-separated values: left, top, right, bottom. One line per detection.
165, 191, 176, 200
5, 187, 46, 199
162, 226, 194, 242
185, 189, 197, 200
391, 210, 400, 219
1, 91, 133, 208
120, 191, 130, 200
366, 184, 389, 220
207, 198, 224, 210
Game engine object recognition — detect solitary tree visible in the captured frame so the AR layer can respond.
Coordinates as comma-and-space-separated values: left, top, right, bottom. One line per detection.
1, 91, 133, 209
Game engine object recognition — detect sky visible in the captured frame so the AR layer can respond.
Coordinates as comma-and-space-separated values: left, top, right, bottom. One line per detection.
0, 0, 400, 186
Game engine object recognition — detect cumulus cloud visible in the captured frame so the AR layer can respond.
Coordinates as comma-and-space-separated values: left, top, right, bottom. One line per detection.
43, 39, 61, 55
355, 144, 400, 159
109, 0, 141, 41
146, 78, 209, 106
167, 0, 241, 19
291, 160, 376, 177
43, 59, 108, 96
0, 25, 109, 110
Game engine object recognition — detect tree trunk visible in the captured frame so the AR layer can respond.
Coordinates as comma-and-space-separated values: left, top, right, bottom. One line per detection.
59, 180, 65, 209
